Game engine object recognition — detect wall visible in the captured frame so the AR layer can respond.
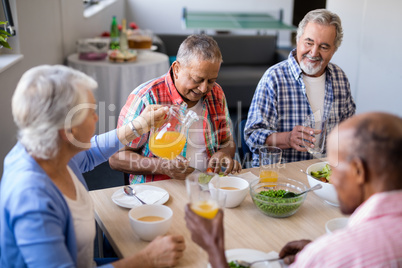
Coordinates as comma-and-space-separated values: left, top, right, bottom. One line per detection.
327, 0, 402, 115
0, 0, 125, 172
126, 0, 295, 47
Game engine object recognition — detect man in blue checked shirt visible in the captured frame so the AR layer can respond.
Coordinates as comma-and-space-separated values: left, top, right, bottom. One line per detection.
245, 9, 356, 165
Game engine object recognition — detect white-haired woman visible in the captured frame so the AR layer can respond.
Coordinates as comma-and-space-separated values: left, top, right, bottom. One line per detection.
0, 65, 185, 267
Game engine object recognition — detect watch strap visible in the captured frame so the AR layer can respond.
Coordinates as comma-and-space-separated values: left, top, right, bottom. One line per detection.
128, 121, 140, 137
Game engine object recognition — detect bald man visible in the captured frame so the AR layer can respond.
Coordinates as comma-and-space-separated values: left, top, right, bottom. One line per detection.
185, 112, 402, 267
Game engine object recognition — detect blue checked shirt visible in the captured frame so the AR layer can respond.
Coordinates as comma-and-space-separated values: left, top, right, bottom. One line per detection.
245, 49, 356, 165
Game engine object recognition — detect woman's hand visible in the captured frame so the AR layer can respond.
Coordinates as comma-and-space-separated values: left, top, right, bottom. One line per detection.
134, 105, 169, 135
142, 235, 186, 267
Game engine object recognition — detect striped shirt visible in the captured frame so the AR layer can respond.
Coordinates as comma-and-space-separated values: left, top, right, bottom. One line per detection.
292, 191, 402, 267
117, 68, 232, 184
245, 49, 355, 165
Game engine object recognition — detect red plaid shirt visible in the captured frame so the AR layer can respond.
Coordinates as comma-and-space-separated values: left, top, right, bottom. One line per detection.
118, 68, 233, 184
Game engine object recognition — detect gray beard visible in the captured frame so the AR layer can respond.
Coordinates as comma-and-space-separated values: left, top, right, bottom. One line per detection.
300, 59, 323, 76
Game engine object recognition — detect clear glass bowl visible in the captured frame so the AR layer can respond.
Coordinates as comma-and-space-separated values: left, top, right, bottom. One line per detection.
249, 178, 307, 218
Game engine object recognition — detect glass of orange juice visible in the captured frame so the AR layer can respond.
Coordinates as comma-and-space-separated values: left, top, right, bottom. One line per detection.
186, 172, 225, 219
259, 146, 282, 184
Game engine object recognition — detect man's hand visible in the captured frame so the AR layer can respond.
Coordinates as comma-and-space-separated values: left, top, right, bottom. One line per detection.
142, 235, 186, 267
279, 239, 312, 265
184, 204, 228, 268
160, 155, 193, 180
287, 125, 321, 152
208, 151, 242, 175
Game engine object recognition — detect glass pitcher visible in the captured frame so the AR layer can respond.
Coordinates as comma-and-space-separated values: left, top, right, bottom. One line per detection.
149, 105, 199, 160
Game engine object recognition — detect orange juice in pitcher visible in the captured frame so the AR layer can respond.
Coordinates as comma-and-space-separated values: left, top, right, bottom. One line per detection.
149, 105, 198, 160
149, 131, 186, 160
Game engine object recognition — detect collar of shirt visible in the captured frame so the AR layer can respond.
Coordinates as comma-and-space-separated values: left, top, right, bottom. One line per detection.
348, 190, 402, 227
165, 67, 215, 108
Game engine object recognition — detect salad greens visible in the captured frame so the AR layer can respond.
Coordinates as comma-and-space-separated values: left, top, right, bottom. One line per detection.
310, 164, 332, 183
228, 261, 248, 268
198, 173, 214, 184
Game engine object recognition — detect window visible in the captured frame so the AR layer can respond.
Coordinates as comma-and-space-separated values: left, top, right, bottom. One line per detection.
0, 0, 23, 74
83, 0, 117, 18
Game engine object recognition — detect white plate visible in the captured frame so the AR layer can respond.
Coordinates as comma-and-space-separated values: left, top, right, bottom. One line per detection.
208, 249, 281, 268
111, 185, 169, 209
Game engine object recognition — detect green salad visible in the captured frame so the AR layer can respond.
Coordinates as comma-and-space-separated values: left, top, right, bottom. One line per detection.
228, 261, 248, 268
310, 164, 332, 183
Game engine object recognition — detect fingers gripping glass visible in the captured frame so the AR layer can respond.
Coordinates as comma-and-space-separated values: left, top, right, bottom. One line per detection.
302, 114, 328, 155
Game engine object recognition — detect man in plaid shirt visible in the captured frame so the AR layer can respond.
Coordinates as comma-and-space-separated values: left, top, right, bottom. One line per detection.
110, 34, 241, 184
245, 9, 355, 165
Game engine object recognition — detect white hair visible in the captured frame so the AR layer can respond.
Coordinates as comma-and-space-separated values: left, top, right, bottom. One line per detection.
12, 65, 97, 159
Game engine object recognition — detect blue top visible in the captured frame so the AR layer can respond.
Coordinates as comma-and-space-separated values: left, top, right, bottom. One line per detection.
0, 130, 122, 267
245, 49, 356, 165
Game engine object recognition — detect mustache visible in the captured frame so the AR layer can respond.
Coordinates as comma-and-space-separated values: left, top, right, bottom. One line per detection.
303, 54, 323, 62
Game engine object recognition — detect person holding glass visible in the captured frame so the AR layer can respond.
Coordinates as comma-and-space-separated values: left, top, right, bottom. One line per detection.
245, 9, 356, 165
0, 65, 185, 267
186, 112, 402, 267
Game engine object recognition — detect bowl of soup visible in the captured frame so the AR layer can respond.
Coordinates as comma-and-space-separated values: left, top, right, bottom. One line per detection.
128, 204, 172, 241
209, 176, 249, 208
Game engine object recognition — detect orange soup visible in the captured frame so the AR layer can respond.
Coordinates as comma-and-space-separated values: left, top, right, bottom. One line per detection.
137, 216, 164, 222
220, 187, 239, 190
149, 131, 186, 160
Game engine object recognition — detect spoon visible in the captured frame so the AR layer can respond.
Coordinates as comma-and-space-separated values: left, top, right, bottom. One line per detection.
123, 185, 146, 205
282, 183, 322, 198
233, 257, 281, 267
299, 169, 310, 176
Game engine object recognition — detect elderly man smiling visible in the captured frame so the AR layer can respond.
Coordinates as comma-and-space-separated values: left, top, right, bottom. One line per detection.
110, 34, 241, 184
245, 9, 356, 165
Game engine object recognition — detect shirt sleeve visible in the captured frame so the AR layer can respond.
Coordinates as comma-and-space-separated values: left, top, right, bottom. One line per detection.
73, 129, 124, 173
341, 79, 356, 120
10, 183, 76, 267
244, 71, 279, 152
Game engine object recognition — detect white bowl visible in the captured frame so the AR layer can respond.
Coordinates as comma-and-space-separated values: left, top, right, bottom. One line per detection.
325, 217, 349, 234
209, 176, 249, 208
306, 162, 339, 207
128, 204, 172, 241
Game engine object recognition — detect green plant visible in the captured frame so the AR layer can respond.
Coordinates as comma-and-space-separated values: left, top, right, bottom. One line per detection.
0, 21, 12, 49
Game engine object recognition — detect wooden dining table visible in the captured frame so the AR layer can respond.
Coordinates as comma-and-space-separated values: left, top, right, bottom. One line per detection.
89, 158, 343, 267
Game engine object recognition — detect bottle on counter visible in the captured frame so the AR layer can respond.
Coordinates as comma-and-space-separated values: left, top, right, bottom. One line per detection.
110, 16, 120, 50
120, 18, 128, 52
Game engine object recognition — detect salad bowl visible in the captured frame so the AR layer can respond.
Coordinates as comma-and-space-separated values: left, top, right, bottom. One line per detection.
306, 162, 339, 206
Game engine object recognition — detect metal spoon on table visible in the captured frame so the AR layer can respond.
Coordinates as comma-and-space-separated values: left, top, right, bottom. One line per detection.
299, 169, 309, 176
233, 257, 281, 267
123, 185, 146, 205
282, 183, 322, 198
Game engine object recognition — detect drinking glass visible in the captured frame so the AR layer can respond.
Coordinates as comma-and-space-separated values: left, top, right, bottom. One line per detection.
186, 172, 225, 219
302, 113, 328, 155
259, 146, 282, 185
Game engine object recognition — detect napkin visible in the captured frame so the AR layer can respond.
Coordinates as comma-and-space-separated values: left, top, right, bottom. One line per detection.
113, 188, 167, 207
237, 171, 259, 182
136, 190, 167, 204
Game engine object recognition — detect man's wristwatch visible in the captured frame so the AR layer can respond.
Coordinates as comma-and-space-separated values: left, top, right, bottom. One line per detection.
128, 121, 140, 137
